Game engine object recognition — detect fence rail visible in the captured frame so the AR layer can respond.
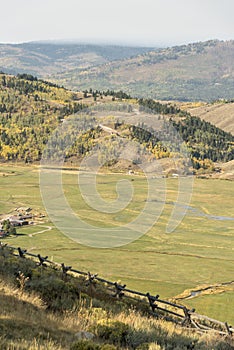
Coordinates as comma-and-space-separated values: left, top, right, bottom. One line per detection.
1, 242, 233, 337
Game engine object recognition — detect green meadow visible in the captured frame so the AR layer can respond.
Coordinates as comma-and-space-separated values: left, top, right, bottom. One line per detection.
1, 164, 234, 324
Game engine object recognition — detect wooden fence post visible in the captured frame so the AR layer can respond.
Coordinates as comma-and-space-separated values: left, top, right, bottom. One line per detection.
61, 263, 72, 280
0, 242, 8, 257
113, 282, 126, 298
181, 307, 195, 326
146, 293, 159, 314
17, 247, 27, 258
86, 272, 98, 286
225, 322, 232, 336
37, 254, 48, 266
0, 242, 7, 249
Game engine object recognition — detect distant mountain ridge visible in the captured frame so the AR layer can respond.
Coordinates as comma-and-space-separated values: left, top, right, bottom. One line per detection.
0, 42, 153, 76
0, 40, 233, 101
50, 39, 234, 101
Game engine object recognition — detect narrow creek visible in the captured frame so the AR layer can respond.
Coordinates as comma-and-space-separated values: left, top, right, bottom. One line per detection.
147, 200, 234, 221
176, 280, 234, 301
173, 202, 234, 221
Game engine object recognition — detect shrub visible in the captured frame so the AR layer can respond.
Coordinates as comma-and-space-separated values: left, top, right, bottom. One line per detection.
28, 276, 80, 311
101, 345, 117, 350
70, 340, 117, 350
136, 343, 150, 350
96, 320, 130, 346
70, 340, 100, 350
126, 329, 153, 349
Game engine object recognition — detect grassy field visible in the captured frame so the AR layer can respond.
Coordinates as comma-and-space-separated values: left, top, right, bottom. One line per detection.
185, 292, 234, 323
1, 163, 234, 324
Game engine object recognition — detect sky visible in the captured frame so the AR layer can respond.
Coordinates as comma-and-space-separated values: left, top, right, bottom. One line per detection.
0, 0, 233, 46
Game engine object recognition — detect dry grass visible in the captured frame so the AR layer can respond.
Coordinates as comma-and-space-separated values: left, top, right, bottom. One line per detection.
0, 259, 234, 350
0, 279, 73, 349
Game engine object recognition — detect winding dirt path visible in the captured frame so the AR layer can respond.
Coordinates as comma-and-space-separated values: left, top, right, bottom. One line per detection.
28, 225, 53, 237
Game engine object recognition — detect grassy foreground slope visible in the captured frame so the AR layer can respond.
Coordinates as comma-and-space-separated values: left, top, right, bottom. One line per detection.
0, 247, 234, 350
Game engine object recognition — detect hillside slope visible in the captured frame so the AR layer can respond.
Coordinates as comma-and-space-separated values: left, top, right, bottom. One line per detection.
0, 73, 85, 161
50, 40, 234, 101
183, 101, 234, 135
0, 73, 233, 172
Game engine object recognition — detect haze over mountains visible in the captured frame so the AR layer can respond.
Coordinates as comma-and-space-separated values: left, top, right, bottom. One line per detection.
0, 39, 233, 101
0, 42, 153, 76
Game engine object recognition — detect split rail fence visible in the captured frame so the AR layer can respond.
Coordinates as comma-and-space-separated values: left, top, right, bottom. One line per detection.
0, 242, 233, 337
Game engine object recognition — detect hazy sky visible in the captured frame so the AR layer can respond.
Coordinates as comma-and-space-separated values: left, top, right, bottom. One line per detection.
1, 0, 233, 46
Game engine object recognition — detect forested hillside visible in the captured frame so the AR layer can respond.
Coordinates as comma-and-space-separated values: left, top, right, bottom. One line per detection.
137, 99, 234, 170
182, 100, 234, 135
0, 73, 85, 162
0, 73, 233, 172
